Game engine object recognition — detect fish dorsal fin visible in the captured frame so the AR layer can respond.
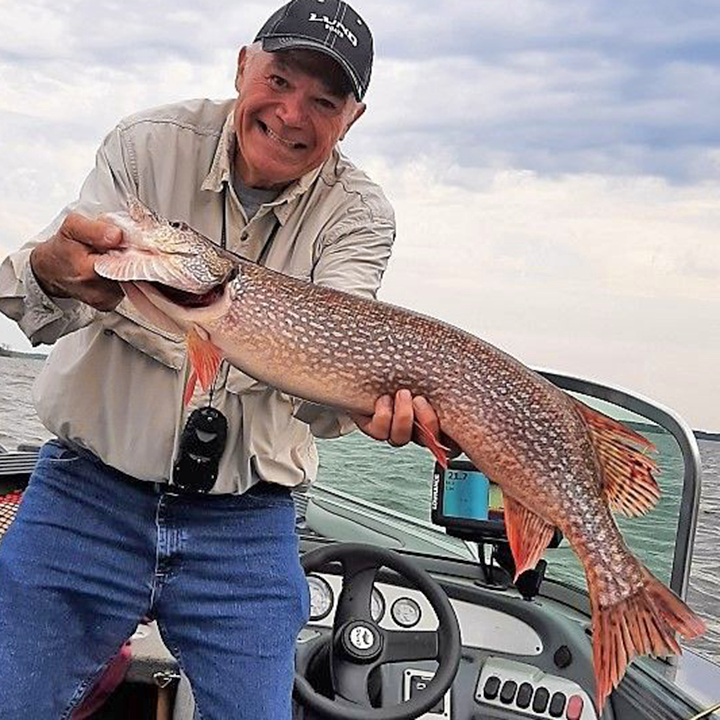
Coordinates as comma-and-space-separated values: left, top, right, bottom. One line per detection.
572, 398, 660, 517
503, 496, 556, 580
185, 325, 223, 404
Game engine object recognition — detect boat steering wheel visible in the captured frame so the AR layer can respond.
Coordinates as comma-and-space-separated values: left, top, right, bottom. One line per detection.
295, 543, 461, 720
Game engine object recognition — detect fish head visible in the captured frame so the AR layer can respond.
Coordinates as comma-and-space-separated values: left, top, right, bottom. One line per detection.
95, 198, 239, 333
96, 198, 236, 294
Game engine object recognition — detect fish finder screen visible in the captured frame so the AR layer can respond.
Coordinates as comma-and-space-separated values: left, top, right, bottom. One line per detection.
431, 460, 507, 541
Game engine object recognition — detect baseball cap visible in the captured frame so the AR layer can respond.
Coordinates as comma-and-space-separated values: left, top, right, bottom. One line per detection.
254, 0, 374, 101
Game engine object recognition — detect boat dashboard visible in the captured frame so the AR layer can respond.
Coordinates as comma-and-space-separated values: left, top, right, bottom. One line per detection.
293, 557, 604, 720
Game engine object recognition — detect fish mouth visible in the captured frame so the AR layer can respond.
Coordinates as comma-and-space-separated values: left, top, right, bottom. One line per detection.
151, 280, 227, 308
124, 277, 234, 336
94, 247, 236, 297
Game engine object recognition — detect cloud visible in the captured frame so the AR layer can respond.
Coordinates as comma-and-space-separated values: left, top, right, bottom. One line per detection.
359, 158, 719, 428
352, 0, 720, 181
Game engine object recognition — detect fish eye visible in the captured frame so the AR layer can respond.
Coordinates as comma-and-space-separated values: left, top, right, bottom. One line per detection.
169, 220, 185, 229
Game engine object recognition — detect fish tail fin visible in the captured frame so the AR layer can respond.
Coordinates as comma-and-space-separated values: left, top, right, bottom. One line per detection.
591, 567, 705, 712
185, 326, 223, 403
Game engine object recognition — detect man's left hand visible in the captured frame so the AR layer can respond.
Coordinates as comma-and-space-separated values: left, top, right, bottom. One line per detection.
352, 389, 441, 449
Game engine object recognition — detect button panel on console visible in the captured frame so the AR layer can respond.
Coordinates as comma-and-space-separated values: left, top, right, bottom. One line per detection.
475, 657, 596, 720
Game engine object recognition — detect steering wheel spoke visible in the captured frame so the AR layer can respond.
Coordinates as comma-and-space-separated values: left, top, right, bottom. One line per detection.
382, 629, 439, 663
335, 558, 379, 624
332, 656, 376, 706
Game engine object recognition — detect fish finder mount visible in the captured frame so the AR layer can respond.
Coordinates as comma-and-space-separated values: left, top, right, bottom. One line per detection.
431, 459, 562, 600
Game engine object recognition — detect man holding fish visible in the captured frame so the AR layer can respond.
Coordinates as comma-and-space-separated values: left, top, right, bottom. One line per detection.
0, 1, 438, 717
1, 0, 709, 716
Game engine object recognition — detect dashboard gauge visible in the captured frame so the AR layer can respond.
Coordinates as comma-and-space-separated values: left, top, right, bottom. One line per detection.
371, 587, 386, 622
307, 575, 334, 621
391, 597, 422, 628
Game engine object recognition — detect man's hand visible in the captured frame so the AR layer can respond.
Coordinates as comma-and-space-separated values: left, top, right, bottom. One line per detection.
30, 213, 124, 311
352, 389, 448, 450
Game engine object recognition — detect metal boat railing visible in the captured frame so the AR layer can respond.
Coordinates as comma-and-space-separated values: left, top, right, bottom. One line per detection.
539, 369, 702, 602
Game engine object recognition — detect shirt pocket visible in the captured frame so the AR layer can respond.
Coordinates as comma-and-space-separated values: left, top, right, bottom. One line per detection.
100, 298, 186, 370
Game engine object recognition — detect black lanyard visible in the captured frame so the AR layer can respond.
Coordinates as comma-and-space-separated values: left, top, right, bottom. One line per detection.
220, 185, 280, 265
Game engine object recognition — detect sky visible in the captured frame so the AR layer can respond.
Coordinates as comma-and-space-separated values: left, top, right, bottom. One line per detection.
0, 0, 718, 430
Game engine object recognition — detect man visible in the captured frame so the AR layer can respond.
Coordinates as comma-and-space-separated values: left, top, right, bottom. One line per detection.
0, 1, 442, 718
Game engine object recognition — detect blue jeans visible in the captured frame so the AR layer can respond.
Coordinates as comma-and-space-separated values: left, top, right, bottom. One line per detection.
0, 440, 309, 719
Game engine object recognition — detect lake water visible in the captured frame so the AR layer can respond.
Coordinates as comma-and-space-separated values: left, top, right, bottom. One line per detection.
1, 354, 718, 664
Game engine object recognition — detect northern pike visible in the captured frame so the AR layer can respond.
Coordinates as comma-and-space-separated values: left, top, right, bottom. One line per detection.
96, 199, 705, 711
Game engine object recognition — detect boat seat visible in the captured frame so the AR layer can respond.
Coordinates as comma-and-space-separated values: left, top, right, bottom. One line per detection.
0, 489, 22, 546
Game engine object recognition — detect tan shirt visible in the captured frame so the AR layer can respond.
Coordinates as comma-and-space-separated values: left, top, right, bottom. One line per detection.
0, 98, 396, 493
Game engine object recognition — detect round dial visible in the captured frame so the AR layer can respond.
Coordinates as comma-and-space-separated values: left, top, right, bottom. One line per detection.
391, 597, 422, 628
307, 575, 334, 621
371, 587, 385, 622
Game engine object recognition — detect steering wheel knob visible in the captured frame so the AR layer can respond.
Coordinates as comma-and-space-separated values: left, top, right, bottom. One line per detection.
339, 620, 383, 662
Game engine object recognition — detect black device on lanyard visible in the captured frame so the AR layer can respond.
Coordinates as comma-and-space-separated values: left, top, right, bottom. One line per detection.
170, 187, 278, 493
172, 405, 228, 493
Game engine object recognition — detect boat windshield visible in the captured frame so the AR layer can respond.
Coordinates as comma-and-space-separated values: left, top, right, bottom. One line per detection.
307, 372, 700, 602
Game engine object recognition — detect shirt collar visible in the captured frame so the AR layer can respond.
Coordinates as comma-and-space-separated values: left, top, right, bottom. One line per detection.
202, 107, 328, 226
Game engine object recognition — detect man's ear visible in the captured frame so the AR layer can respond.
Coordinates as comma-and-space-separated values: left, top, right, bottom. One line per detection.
340, 102, 366, 141
235, 47, 248, 93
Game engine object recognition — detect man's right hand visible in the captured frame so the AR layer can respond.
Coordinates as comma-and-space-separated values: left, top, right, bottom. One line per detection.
30, 213, 125, 311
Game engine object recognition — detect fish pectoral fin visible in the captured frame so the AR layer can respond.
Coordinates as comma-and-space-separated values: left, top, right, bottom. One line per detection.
503, 496, 556, 581
185, 326, 223, 401
183, 369, 198, 406
413, 419, 452, 469
572, 398, 661, 517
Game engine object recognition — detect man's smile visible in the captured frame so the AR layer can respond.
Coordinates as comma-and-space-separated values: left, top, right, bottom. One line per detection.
257, 119, 307, 150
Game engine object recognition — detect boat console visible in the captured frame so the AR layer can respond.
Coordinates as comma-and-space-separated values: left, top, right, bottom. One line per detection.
294, 540, 603, 720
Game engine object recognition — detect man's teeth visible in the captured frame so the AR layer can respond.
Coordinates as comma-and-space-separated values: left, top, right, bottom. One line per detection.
262, 123, 303, 149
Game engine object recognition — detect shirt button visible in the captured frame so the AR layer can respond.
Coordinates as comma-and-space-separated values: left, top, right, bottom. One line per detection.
240, 232, 249, 242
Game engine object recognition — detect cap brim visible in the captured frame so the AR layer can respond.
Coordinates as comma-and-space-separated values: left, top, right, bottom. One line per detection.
261, 36, 364, 101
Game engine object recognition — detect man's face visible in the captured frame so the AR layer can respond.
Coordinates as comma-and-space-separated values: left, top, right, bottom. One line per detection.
233, 47, 365, 189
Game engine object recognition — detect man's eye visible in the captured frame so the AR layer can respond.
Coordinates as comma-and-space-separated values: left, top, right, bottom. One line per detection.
269, 75, 288, 88
316, 97, 337, 111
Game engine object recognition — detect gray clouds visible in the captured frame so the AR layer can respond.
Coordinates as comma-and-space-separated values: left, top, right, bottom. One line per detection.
358, 0, 720, 182
2, 0, 719, 181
